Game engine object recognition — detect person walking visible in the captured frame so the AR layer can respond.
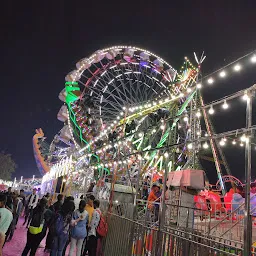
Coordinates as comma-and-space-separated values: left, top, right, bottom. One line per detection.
23, 188, 39, 227
5, 187, 13, 211
21, 197, 52, 256
44, 194, 64, 252
50, 200, 75, 256
0, 194, 13, 256
4, 188, 15, 244
7, 191, 22, 241
87, 199, 101, 256
85, 195, 95, 224
19, 189, 26, 218
21, 197, 52, 255
62, 196, 75, 256
69, 200, 88, 256
53, 194, 64, 214
82, 195, 95, 256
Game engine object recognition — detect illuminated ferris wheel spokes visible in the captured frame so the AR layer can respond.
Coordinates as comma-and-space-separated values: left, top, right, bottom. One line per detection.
66, 46, 177, 124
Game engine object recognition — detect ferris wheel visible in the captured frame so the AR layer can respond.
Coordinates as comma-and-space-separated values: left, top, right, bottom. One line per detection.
58, 46, 207, 185
65, 46, 177, 125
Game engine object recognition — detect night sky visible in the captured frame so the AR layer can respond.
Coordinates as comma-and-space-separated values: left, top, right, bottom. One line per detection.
1, 1, 256, 183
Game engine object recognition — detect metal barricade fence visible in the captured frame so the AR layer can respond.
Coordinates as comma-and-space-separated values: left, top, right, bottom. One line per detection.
99, 200, 249, 233
102, 212, 244, 256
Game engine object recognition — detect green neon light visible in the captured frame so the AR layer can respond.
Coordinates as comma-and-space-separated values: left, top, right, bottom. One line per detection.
172, 90, 196, 128
65, 81, 78, 85
68, 106, 89, 147
146, 92, 196, 170
91, 154, 99, 162
97, 165, 110, 177
65, 86, 80, 105
65, 84, 92, 150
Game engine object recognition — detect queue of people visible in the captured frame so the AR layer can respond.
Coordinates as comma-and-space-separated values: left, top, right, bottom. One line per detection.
0, 187, 106, 256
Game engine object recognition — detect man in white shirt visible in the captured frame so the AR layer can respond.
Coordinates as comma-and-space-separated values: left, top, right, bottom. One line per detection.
23, 188, 39, 227
0, 194, 13, 256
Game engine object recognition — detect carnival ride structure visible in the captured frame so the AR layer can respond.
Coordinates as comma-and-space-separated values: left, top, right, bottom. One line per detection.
36, 46, 256, 199
36, 46, 256, 198
32, 128, 50, 175
34, 46, 256, 255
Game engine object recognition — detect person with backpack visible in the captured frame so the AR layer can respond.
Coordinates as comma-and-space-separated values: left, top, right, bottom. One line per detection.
44, 194, 64, 253
50, 199, 75, 256
69, 200, 89, 256
21, 197, 52, 256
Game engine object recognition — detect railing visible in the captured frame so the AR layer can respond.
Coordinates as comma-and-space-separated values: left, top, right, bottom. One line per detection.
97, 193, 256, 255
103, 212, 244, 256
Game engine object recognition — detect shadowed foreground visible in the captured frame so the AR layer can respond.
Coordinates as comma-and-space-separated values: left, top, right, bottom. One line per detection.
3, 217, 70, 256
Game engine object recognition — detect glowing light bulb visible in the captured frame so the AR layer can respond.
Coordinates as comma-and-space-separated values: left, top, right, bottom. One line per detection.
187, 143, 193, 149
208, 105, 214, 115
138, 133, 143, 137
183, 115, 189, 122
251, 55, 256, 63
160, 125, 165, 130
205, 133, 208, 137
196, 83, 202, 89
219, 139, 225, 146
232, 140, 236, 145
240, 134, 249, 142
242, 91, 249, 101
196, 111, 201, 117
203, 142, 209, 149
222, 100, 229, 109
207, 78, 214, 84
187, 88, 192, 93
234, 64, 241, 71
164, 152, 169, 158
240, 143, 244, 147
219, 71, 226, 77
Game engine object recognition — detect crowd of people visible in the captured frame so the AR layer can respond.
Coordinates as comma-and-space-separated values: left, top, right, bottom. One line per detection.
0, 187, 105, 256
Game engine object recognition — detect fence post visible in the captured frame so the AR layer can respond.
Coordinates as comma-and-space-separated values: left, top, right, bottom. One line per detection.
243, 88, 253, 255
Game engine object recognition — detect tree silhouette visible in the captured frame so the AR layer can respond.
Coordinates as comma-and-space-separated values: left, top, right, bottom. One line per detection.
0, 152, 16, 180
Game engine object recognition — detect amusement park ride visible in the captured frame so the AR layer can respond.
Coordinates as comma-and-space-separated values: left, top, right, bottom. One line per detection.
33, 46, 256, 196
31, 46, 256, 255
